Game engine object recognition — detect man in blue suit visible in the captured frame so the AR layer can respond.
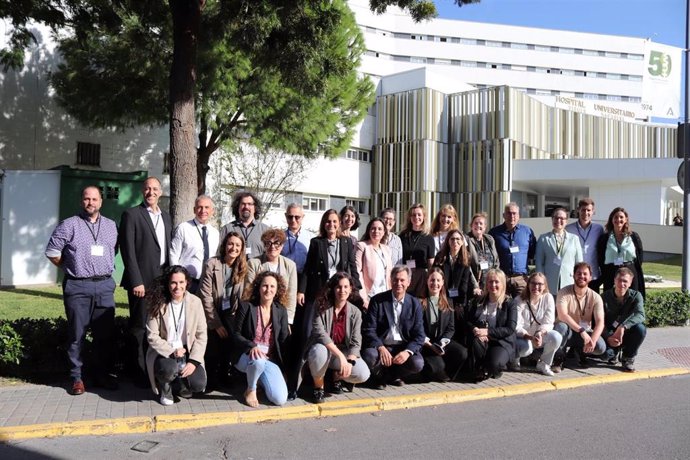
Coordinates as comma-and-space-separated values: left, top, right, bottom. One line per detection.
362, 265, 425, 389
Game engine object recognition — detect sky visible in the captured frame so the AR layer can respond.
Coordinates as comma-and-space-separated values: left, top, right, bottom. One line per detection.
435, 0, 686, 120
436, 0, 685, 48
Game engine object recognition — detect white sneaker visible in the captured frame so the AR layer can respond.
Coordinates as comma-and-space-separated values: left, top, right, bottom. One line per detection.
536, 361, 555, 377
160, 394, 174, 406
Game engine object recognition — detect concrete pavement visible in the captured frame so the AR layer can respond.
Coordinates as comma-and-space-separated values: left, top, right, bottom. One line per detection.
0, 326, 688, 441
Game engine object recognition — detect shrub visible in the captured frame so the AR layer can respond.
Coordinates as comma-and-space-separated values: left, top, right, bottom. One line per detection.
645, 290, 690, 327
0, 321, 23, 366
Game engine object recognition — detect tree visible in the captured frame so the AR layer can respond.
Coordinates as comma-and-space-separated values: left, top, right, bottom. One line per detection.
209, 143, 314, 226
369, 0, 480, 21
42, 0, 373, 225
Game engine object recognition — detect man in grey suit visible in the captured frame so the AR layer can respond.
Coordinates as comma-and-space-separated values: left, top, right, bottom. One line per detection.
362, 265, 425, 389
120, 177, 172, 380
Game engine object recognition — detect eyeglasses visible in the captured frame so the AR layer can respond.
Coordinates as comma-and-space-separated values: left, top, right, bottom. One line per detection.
265, 241, 283, 248
286, 215, 302, 220
530, 282, 545, 287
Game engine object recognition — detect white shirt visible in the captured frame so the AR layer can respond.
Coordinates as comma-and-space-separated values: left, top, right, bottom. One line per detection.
515, 294, 555, 336
169, 218, 220, 279
166, 300, 187, 349
148, 206, 167, 266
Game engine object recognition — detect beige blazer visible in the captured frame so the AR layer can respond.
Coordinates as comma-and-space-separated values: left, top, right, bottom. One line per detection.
247, 255, 298, 323
145, 293, 208, 394
198, 257, 245, 330
356, 241, 392, 307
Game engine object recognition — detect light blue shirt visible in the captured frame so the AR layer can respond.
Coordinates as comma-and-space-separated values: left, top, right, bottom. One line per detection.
281, 227, 313, 273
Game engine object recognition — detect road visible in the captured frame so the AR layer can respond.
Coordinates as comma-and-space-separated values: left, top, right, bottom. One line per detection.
2, 374, 689, 459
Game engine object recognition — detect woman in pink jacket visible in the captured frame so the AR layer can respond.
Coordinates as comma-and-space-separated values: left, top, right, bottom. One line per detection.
356, 218, 393, 308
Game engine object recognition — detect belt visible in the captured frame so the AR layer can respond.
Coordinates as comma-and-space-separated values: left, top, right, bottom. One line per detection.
66, 274, 111, 282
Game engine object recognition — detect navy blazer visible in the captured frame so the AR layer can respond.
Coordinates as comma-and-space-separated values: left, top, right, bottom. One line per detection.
299, 236, 361, 300
231, 300, 290, 368
363, 291, 426, 354
119, 203, 172, 290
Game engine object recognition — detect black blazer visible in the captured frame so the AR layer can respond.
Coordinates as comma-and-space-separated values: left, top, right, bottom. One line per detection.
433, 257, 474, 308
363, 291, 426, 354
422, 301, 455, 344
465, 297, 517, 356
231, 300, 290, 368
119, 203, 172, 290
298, 236, 361, 300
596, 231, 645, 299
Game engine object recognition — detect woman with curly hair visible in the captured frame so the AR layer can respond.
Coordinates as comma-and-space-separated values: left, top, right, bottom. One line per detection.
145, 265, 208, 406
199, 231, 248, 390
305, 272, 370, 403
232, 271, 290, 407
596, 207, 645, 298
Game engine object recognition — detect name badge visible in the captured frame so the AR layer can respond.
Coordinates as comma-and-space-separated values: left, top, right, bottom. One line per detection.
91, 244, 104, 257
172, 339, 183, 349
479, 261, 489, 270
245, 247, 252, 255
614, 257, 624, 266
448, 288, 459, 298
583, 243, 590, 255
509, 245, 519, 254
552, 256, 562, 266
257, 344, 269, 354
221, 297, 232, 311
406, 259, 416, 269
612, 320, 620, 329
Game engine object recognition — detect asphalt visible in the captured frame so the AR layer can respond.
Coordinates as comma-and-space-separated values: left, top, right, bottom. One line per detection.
0, 326, 688, 441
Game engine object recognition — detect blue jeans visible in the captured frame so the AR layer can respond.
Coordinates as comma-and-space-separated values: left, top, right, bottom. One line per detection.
603, 323, 647, 359
235, 353, 288, 406
554, 322, 606, 357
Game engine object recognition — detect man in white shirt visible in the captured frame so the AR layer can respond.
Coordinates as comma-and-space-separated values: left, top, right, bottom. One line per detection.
566, 198, 604, 292
169, 195, 220, 293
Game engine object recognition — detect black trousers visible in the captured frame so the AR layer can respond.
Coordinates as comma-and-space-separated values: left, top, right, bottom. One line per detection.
421, 340, 468, 381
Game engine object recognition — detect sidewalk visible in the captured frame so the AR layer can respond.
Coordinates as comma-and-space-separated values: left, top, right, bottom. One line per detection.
1, 326, 688, 441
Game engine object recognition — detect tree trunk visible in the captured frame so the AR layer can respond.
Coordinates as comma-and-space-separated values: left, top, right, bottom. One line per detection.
196, 144, 214, 195
169, 0, 201, 227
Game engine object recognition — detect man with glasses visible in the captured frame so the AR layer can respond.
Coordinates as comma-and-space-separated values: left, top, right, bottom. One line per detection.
281, 203, 314, 284
566, 198, 604, 292
379, 208, 403, 266
219, 191, 269, 259
489, 202, 536, 298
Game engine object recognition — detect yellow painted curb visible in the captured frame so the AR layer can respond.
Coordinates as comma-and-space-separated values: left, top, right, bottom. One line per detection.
499, 381, 555, 396
0, 416, 152, 441
2, 367, 687, 441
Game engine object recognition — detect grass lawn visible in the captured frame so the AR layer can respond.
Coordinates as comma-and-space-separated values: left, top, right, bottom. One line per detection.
0, 285, 130, 321
644, 255, 682, 282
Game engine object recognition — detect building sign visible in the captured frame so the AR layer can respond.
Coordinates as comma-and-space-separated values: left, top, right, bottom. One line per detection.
553, 96, 638, 122
641, 41, 682, 119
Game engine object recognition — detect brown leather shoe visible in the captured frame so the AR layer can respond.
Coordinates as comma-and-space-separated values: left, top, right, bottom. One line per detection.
70, 379, 85, 396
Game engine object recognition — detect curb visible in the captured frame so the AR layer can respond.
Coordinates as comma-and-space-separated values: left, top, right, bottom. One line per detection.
1, 367, 687, 441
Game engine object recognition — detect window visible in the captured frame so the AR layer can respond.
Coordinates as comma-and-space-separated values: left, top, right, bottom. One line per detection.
302, 196, 327, 212
410, 56, 426, 63
440, 37, 447, 43
104, 186, 120, 200
344, 148, 371, 162
346, 199, 368, 215
76, 142, 101, 166
460, 38, 476, 45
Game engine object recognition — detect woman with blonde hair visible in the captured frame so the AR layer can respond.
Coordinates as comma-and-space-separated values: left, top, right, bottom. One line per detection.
464, 268, 517, 381
430, 204, 460, 253
399, 204, 436, 297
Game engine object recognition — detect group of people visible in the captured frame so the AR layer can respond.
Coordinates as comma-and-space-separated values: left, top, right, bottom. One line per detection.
45, 180, 647, 408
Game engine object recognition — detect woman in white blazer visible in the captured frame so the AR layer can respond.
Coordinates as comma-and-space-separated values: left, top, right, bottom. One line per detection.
535, 208, 583, 296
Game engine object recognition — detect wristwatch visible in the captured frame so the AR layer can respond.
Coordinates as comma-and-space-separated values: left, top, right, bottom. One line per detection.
577, 326, 585, 334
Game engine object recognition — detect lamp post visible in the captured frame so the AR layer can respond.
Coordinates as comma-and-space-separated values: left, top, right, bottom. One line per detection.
683, 0, 690, 292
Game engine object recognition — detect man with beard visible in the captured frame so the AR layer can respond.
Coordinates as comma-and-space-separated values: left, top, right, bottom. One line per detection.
566, 198, 604, 292
120, 177, 173, 381
219, 191, 270, 259
553, 262, 606, 372
46, 185, 119, 395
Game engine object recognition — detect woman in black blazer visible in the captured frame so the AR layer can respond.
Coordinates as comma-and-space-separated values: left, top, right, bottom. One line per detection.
232, 271, 290, 408
465, 268, 517, 382
419, 267, 468, 382
433, 229, 480, 314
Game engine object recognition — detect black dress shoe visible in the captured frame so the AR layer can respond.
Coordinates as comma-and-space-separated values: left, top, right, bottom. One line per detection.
312, 388, 326, 404
330, 380, 344, 395
390, 378, 405, 387
287, 391, 298, 401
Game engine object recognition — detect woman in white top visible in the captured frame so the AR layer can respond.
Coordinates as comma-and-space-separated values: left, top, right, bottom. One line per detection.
430, 204, 460, 253
146, 266, 208, 406
514, 272, 562, 376
356, 218, 393, 308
